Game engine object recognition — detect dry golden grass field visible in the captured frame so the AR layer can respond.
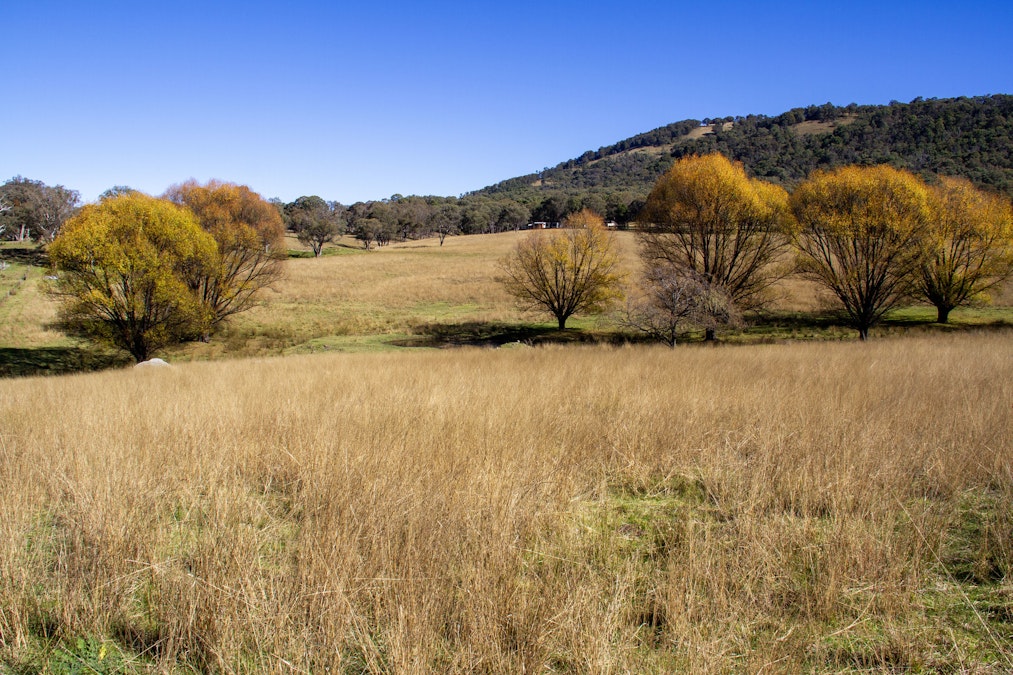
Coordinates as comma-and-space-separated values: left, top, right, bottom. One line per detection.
0, 233, 1012, 673
0, 336, 1011, 672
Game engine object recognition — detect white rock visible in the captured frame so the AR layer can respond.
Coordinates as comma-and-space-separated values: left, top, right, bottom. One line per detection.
135, 358, 171, 368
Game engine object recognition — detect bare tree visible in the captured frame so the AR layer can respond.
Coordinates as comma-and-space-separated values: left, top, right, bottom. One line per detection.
619, 264, 737, 347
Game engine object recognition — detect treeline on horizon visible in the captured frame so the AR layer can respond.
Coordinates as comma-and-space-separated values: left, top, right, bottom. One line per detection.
3, 95, 1013, 250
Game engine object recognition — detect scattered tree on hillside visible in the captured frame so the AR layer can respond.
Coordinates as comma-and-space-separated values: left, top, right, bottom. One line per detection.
913, 176, 1013, 323
165, 180, 287, 334
500, 212, 623, 329
790, 164, 931, 340
352, 218, 382, 249
49, 194, 217, 361
638, 153, 793, 338
390, 196, 428, 241
286, 196, 344, 256
429, 203, 461, 245
0, 176, 80, 244
475, 96, 1013, 215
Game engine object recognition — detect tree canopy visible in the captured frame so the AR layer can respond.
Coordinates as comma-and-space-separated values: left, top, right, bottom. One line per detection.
915, 176, 1013, 322
49, 194, 217, 361
790, 164, 931, 339
0, 176, 80, 244
638, 153, 793, 312
500, 211, 624, 329
285, 196, 345, 256
165, 180, 287, 332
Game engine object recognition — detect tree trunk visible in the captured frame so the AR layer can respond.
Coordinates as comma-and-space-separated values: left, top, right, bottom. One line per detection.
857, 327, 869, 341
130, 341, 149, 363
936, 306, 951, 323
557, 316, 567, 330
704, 327, 716, 342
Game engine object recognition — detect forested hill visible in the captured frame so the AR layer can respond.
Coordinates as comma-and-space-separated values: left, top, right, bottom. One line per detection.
475, 95, 1013, 207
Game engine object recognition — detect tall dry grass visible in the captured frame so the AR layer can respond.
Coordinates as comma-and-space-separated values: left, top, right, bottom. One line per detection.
0, 333, 1010, 672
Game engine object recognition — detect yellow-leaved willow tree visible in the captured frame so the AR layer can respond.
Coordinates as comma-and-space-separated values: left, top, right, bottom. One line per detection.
500, 209, 624, 330
790, 164, 931, 340
916, 176, 1013, 323
49, 193, 217, 362
638, 153, 794, 317
164, 180, 286, 336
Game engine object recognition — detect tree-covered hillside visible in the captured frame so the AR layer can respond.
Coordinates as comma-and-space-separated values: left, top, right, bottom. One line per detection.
475, 95, 1013, 211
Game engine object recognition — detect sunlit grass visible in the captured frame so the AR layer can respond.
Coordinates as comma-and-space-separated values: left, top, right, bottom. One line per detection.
5, 231, 1012, 364
0, 334, 1009, 672
1, 234, 1011, 671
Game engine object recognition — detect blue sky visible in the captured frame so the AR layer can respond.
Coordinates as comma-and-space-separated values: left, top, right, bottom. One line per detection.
3, 1, 1011, 204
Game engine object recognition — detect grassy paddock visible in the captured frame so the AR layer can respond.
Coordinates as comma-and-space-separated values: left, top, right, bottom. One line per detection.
2, 232, 1012, 370
1, 333, 1010, 672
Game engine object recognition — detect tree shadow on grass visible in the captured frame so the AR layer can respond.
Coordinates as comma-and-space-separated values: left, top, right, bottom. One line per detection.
741, 309, 1013, 341
0, 247, 48, 267
881, 314, 1013, 330
0, 346, 130, 378
747, 310, 844, 332
397, 321, 626, 348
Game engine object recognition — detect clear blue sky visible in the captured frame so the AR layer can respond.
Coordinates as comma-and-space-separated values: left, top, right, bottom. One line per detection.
3, 0, 1011, 204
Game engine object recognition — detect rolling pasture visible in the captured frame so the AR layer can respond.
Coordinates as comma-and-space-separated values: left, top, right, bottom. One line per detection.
0, 233, 1011, 672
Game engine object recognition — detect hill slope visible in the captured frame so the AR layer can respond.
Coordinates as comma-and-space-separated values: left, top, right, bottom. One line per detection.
475, 95, 1013, 206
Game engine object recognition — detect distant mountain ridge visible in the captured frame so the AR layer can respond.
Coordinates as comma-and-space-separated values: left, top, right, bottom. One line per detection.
475, 95, 1013, 204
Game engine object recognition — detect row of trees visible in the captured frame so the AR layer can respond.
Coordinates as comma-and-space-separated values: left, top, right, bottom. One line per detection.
277, 191, 646, 256
502, 153, 1013, 342
277, 194, 524, 255
0, 176, 638, 261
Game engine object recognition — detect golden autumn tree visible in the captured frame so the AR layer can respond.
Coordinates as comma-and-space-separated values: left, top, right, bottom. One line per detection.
916, 176, 1013, 323
638, 153, 793, 316
500, 210, 623, 329
164, 180, 286, 335
790, 165, 931, 340
49, 194, 217, 361
563, 207, 606, 230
